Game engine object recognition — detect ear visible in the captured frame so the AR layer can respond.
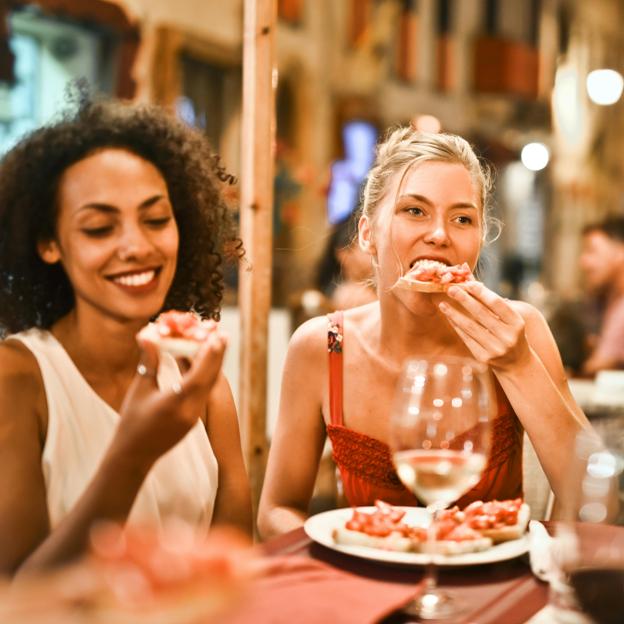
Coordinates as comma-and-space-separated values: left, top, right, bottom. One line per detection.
358, 215, 377, 256
37, 239, 61, 264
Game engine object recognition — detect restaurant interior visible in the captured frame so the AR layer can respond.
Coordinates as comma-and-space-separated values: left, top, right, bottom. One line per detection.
0, 1, 623, 622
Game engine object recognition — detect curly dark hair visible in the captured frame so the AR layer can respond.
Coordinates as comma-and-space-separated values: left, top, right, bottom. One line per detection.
0, 93, 242, 333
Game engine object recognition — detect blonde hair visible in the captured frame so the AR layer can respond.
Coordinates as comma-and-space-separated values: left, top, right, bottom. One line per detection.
360, 127, 496, 242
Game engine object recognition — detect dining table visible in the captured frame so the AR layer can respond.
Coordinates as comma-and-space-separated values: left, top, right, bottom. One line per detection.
1, 518, 622, 623
222, 517, 624, 624
252, 524, 550, 624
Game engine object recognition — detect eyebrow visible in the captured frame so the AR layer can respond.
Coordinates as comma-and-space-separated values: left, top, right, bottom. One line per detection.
398, 193, 478, 211
77, 194, 168, 214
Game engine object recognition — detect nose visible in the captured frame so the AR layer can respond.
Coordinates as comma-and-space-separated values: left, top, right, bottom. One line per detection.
117, 223, 153, 261
423, 216, 450, 246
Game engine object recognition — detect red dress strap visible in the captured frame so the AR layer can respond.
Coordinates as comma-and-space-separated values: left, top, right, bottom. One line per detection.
327, 311, 344, 426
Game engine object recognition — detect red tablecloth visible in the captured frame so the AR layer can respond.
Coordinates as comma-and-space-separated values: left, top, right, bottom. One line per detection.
234, 527, 551, 624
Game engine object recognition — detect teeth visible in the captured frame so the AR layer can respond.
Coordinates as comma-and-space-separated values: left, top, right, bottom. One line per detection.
410, 259, 448, 269
113, 270, 156, 287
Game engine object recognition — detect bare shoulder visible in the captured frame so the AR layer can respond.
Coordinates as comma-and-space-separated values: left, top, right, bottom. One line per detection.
288, 303, 378, 357
0, 338, 46, 440
0, 338, 42, 386
288, 314, 330, 359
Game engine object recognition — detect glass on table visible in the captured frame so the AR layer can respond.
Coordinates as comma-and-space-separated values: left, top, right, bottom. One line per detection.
389, 356, 493, 620
550, 417, 624, 624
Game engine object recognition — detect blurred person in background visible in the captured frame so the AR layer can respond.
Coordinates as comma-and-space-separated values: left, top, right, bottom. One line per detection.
0, 92, 252, 576
579, 216, 624, 376
315, 217, 377, 311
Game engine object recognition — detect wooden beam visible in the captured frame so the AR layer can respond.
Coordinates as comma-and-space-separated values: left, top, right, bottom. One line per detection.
239, 0, 276, 516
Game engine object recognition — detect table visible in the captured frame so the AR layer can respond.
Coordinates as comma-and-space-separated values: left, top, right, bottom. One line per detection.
262, 527, 549, 624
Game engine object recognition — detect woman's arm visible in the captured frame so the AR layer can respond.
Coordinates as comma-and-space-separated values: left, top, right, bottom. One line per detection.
205, 373, 253, 536
440, 282, 591, 504
257, 317, 328, 540
0, 344, 52, 575
7, 332, 227, 575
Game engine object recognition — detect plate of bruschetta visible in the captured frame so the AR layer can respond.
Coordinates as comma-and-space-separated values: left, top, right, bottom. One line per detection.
304, 499, 530, 567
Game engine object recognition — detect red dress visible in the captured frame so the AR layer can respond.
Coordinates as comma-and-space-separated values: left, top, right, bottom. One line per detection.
325, 311, 523, 508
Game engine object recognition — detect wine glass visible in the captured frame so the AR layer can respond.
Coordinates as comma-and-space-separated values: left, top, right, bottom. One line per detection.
550, 417, 624, 624
390, 356, 493, 620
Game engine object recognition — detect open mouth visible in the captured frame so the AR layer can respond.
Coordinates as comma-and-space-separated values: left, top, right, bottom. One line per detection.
409, 258, 451, 270
108, 267, 161, 287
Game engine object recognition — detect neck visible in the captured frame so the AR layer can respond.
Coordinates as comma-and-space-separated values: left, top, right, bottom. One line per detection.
51, 308, 145, 378
378, 294, 463, 361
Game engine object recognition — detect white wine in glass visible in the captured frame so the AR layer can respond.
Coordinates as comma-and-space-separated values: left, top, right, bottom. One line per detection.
390, 356, 493, 620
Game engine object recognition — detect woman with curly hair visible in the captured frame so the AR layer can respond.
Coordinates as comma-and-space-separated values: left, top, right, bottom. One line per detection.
0, 95, 252, 575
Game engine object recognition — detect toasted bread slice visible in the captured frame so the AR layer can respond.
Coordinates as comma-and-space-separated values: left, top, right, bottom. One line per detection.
156, 337, 203, 359
396, 276, 448, 293
417, 536, 493, 555
332, 527, 414, 552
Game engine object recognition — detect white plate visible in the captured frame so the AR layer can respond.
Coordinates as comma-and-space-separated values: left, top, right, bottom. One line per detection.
304, 506, 529, 567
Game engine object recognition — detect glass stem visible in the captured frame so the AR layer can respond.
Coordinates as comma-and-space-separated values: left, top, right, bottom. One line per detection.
424, 504, 440, 594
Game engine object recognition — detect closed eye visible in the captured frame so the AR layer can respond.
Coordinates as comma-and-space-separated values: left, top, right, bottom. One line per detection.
145, 216, 173, 228
82, 226, 113, 237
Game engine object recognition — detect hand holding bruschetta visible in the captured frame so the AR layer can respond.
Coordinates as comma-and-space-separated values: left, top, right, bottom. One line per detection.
438, 281, 533, 372
111, 317, 228, 469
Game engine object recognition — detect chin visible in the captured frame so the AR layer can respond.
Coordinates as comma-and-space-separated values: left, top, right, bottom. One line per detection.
112, 300, 166, 324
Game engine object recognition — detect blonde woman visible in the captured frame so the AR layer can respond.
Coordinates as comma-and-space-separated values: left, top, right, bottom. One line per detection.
259, 127, 589, 538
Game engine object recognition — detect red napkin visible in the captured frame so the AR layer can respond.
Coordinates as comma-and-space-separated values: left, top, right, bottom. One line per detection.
218, 556, 416, 624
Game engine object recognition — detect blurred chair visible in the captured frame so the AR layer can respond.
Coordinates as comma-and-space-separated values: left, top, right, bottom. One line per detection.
523, 432, 554, 520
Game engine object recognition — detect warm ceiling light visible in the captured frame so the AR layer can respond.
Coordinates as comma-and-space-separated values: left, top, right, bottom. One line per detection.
521, 142, 549, 171
586, 69, 624, 105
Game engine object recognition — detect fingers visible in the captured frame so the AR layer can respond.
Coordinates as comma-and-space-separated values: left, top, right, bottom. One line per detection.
440, 300, 498, 348
172, 329, 228, 398
133, 325, 227, 401
440, 306, 493, 362
132, 337, 162, 391
449, 325, 491, 365
447, 282, 517, 324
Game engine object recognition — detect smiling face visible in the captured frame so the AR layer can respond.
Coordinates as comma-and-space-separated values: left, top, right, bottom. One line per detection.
38, 148, 179, 325
360, 160, 482, 294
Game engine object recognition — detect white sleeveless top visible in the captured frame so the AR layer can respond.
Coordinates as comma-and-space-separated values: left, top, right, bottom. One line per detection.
11, 329, 219, 532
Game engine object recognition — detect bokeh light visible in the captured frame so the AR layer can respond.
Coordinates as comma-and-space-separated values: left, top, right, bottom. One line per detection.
521, 142, 550, 171
413, 115, 441, 133
586, 69, 624, 105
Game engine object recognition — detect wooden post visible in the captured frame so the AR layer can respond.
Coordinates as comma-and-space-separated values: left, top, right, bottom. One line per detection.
239, 0, 276, 515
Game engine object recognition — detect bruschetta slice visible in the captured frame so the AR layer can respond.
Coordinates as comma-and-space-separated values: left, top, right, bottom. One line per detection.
138, 311, 216, 359
396, 260, 474, 293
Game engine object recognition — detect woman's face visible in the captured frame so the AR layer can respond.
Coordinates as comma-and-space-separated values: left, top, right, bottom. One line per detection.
39, 148, 179, 325
362, 160, 482, 294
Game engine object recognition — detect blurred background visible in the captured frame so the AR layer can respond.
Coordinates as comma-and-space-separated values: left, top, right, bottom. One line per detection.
1, 0, 624, 424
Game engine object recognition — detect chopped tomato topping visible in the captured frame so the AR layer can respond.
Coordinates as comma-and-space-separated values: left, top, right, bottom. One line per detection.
156, 311, 211, 341
463, 498, 522, 529
406, 261, 474, 285
344, 500, 418, 538
342, 498, 524, 544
